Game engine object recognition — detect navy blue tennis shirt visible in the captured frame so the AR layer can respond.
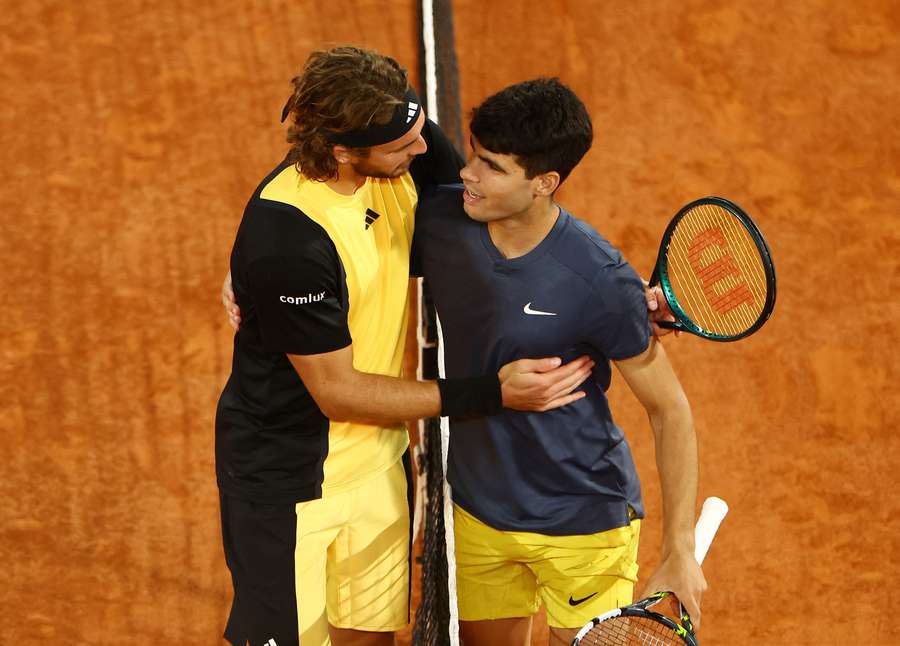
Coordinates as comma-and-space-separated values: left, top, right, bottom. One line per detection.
413, 185, 652, 536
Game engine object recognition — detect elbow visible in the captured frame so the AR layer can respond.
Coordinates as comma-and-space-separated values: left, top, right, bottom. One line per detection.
648, 394, 693, 435
310, 389, 349, 421
318, 398, 348, 421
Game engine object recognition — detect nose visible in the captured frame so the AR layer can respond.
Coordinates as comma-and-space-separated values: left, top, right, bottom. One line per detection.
459, 162, 475, 182
411, 134, 427, 156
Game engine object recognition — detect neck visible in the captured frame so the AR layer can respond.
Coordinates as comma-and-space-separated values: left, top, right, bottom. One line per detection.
488, 198, 560, 259
327, 163, 367, 196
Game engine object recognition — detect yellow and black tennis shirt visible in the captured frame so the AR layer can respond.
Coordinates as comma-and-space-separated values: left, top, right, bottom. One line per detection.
216, 120, 463, 505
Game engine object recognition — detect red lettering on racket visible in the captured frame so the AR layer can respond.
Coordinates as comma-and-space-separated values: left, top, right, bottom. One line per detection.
688, 227, 755, 314
709, 282, 754, 314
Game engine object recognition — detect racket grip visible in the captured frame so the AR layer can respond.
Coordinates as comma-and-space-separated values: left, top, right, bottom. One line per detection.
694, 496, 728, 564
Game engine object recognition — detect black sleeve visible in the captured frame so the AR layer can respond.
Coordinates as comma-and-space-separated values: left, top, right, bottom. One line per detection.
409, 185, 438, 277
410, 119, 464, 189
245, 237, 351, 356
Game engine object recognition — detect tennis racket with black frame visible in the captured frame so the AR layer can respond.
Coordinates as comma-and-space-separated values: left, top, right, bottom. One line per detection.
571, 496, 729, 646
649, 197, 776, 341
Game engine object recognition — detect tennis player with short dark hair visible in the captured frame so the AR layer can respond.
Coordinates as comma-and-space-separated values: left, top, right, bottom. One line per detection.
412, 78, 705, 646
215, 48, 596, 646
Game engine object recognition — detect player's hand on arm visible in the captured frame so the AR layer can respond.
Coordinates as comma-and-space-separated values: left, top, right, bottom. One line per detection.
222, 271, 241, 331
615, 339, 705, 625
498, 355, 594, 412
643, 279, 680, 338
291, 349, 595, 423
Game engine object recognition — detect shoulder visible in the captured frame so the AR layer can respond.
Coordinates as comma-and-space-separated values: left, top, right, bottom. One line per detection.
240, 161, 337, 244
550, 210, 628, 280
550, 211, 647, 307
237, 198, 336, 264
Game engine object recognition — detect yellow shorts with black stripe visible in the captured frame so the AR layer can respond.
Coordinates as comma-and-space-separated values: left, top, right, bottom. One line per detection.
453, 504, 640, 629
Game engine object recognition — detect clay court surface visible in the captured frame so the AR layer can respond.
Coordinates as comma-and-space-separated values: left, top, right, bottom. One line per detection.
2, 1, 898, 644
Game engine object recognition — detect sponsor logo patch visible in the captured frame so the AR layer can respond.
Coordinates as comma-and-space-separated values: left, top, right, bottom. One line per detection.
280, 291, 326, 305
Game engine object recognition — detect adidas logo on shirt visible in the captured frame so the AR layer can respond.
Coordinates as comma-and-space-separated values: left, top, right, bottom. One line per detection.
365, 208, 381, 229
406, 102, 419, 123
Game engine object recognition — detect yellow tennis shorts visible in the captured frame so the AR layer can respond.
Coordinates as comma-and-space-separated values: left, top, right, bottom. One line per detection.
453, 503, 640, 629
295, 458, 410, 645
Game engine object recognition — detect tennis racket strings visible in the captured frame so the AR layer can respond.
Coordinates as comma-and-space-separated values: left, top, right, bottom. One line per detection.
664, 201, 772, 338
576, 613, 687, 645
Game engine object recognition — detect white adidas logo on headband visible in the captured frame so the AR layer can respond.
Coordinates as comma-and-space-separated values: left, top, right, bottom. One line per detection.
406, 102, 419, 123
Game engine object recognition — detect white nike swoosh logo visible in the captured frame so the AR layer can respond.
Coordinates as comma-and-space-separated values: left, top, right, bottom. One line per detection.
524, 302, 557, 316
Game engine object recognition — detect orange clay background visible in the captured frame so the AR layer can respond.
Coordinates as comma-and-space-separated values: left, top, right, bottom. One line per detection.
2, 1, 898, 645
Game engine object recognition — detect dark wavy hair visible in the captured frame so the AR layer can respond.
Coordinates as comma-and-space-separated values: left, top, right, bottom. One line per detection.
469, 78, 593, 185
282, 46, 409, 181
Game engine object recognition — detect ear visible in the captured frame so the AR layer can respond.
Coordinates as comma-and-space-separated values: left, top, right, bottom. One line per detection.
533, 171, 560, 197
332, 144, 352, 165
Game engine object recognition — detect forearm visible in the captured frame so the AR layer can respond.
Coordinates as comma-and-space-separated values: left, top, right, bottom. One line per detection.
326, 371, 441, 423
289, 346, 589, 428
321, 369, 441, 424
650, 399, 698, 557
642, 399, 707, 625
288, 350, 502, 425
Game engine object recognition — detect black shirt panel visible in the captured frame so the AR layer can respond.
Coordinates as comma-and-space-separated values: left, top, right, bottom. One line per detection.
229, 181, 352, 356
243, 230, 351, 356
216, 162, 351, 504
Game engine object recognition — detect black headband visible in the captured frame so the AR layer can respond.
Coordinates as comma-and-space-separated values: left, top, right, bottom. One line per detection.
280, 87, 423, 148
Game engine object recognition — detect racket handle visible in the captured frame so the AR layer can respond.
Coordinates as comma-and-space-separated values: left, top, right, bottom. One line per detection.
694, 496, 729, 565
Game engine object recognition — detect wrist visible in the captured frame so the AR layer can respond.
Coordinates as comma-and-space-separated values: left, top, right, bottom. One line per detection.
661, 540, 696, 561
437, 374, 502, 418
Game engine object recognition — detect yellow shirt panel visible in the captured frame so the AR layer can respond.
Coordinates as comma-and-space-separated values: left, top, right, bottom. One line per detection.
260, 166, 417, 494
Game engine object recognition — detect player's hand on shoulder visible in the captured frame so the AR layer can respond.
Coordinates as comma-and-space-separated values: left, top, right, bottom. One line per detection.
640, 550, 707, 629
643, 280, 680, 338
222, 271, 242, 331
498, 355, 594, 412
